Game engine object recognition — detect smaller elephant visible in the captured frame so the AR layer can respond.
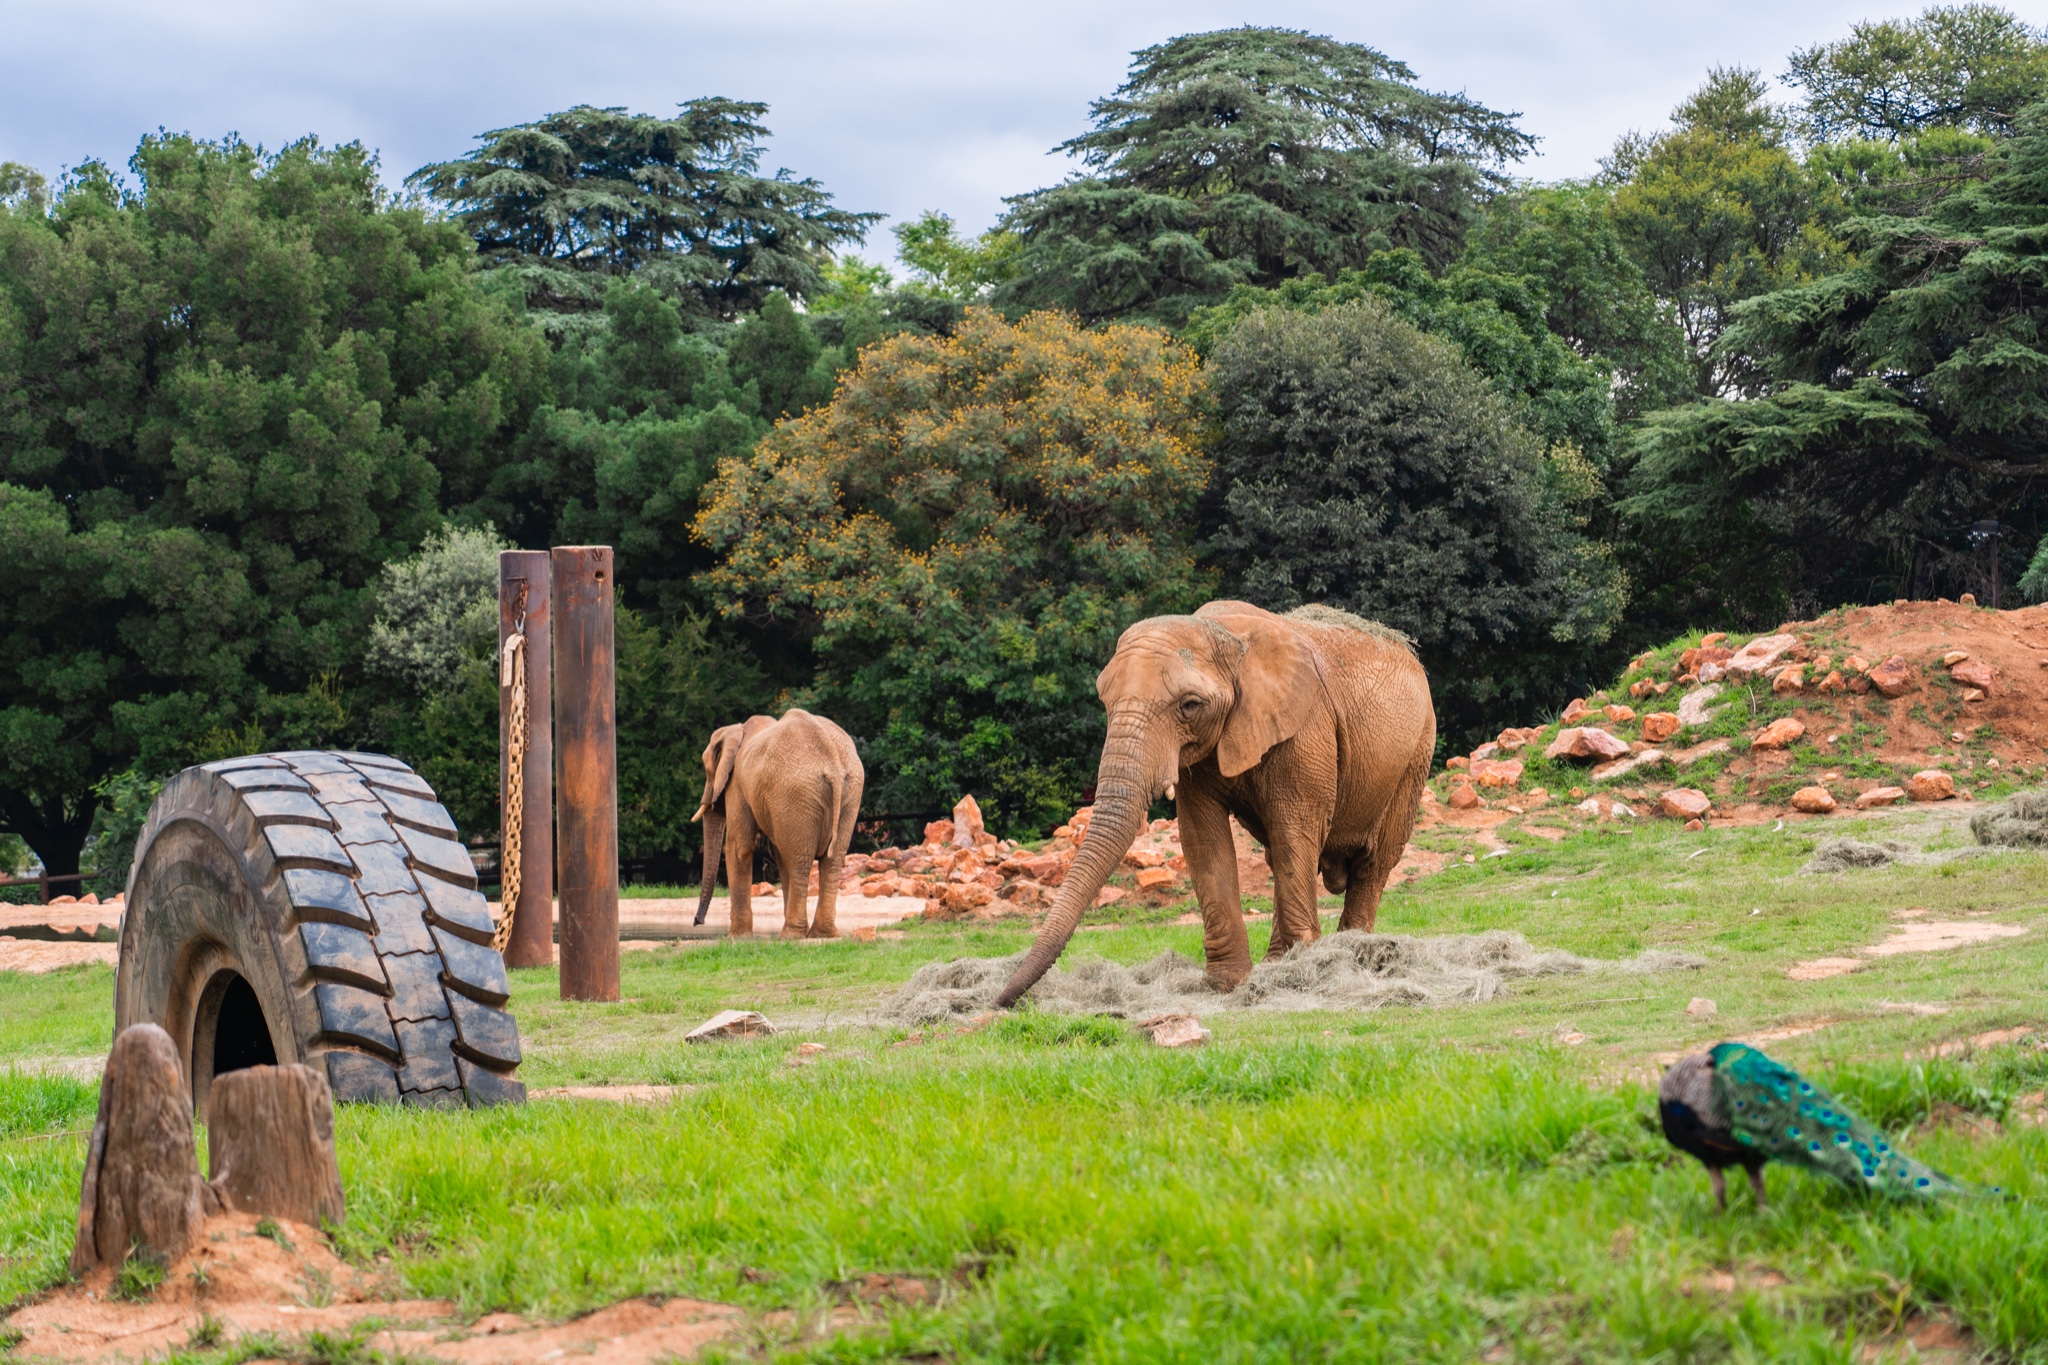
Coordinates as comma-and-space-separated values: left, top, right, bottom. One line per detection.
693, 709, 865, 939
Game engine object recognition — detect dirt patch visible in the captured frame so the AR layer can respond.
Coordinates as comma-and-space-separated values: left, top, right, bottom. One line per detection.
530, 1084, 697, 1103
3, 1213, 762, 1364
0, 939, 118, 973
880, 931, 1703, 1025
1790, 915, 2027, 979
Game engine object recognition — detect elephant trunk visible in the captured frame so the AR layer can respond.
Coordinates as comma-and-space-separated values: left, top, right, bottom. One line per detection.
694, 808, 725, 927
995, 707, 1159, 1008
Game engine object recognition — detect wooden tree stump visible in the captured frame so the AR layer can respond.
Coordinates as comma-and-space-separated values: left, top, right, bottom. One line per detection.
206, 1063, 347, 1227
71, 1024, 212, 1275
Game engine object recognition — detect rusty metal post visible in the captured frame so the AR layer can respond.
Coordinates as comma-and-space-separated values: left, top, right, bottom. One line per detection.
498, 552, 554, 969
551, 546, 620, 1002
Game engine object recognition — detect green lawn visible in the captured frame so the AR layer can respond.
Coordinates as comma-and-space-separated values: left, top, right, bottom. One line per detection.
6, 808, 2048, 1362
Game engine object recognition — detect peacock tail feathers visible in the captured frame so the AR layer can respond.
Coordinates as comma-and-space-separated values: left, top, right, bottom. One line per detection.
1708, 1043, 1969, 1200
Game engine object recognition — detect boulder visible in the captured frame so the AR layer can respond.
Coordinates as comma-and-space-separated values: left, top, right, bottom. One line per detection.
1604, 704, 1636, 723
1950, 659, 1995, 694
1640, 712, 1682, 744
1658, 788, 1712, 820
1545, 727, 1631, 762
1790, 786, 1837, 814
1815, 670, 1846, 695
1771, 667, 1805, 695
1095, 887, 1128, 907
1470, 742, 1501, 762
1750, 718, 1806, 750
1845, 654, 1870, 674
1123, 848, 1165, 869
1445, 756, 1469, 770
685, 1010, 778, 1044
941, 883, 996, 914
1590, 750, 1664, 782
1561, 697, 1593, 724
1727, 633, 1798, 678
922, 818, 955, 846
1448, 783, 1481, 810
1943, 650, 1970, 666
1855, 786, 1905, 809
1701, 632, 1727, 647
1676, 684, 1724, 727
1868, 655, 1918, 698
1134, 867, 1178, 892
1680, 645, 1735, 674
950, 795, 985, 848
1685, 997, 1718, 1018
1470, 758, 1524, 789
1906, 770, 1957, 802
1496, 726, 1543, 752
70, 1024, 214, 1275
1684, 819, 1704, 831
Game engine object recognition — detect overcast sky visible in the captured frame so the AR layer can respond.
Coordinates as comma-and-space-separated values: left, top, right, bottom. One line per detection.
6, 0, 2046, 265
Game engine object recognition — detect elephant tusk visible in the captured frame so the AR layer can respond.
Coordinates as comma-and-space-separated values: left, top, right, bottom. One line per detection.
1165, 783, 1177, 802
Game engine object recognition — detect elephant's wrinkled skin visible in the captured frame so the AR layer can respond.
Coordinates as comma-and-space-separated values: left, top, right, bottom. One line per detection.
997, 601, 1435, 1006
693, 709, 865, 939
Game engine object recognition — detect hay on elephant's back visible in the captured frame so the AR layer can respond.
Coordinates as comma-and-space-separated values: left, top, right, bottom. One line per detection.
1285, 603, 1415, 653
878, 930, 1702, 1026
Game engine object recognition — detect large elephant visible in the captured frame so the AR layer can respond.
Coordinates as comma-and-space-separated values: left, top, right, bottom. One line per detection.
996, 601, 1435, 1007
693, 709, 865, 939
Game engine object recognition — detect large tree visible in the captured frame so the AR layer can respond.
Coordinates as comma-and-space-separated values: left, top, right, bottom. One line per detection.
408, 100, 881, 321
995, 27, 1533, 328
695, 309, 1211, 830
0, 135, 548, 875
1202, 299, 1626, 744
1786, 4, 2048, 143
1620, 99, 2048, 624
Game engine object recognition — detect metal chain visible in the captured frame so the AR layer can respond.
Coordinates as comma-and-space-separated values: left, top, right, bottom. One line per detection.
496, 587, 529, 955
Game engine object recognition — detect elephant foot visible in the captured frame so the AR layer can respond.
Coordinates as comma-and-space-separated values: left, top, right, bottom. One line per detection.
1204, 959, 1251, 993
805, 927, 838, 940
778, 926, 809, 940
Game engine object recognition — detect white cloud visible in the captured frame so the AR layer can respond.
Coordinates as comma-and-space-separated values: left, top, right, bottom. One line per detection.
4, 0, 2042, 267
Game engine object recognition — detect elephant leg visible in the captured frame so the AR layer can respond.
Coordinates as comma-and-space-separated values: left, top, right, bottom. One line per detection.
809, 852, 843, 939
1341, 766, 1427, 934
779, 844, 812, 938
725, 802, 760, 938
1262, 810, 1328, 960
1176, 778, 1250, 990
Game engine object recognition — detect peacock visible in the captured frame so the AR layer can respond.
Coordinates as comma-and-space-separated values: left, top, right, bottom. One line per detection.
1658, 1042, 1970, 1208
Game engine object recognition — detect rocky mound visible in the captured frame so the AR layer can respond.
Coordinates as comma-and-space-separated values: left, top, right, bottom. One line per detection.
1429, 599, 2048, 829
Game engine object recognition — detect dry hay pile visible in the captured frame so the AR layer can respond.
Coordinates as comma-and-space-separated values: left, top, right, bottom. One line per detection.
881, 930, 1702, 1026
1971, 789, 2048, 849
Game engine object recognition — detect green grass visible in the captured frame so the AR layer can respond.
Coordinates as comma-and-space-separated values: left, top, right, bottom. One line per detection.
7, 812, 2048, 1360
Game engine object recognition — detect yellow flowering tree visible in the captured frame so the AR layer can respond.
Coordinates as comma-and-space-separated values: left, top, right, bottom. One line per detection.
696, 308, 1211, 829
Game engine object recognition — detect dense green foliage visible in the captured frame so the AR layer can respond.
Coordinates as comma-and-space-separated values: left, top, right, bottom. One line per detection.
0, 135, 549, 873
1203, 300, 1625, 736
997, 27, 1532, 327
1622, 98, 2048, 625
407, 101, 880, 322
696, 308, 1211, 828
5, 6, 2048, 864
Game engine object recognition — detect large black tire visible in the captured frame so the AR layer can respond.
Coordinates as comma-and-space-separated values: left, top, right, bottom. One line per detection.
116, 751, 525, 1117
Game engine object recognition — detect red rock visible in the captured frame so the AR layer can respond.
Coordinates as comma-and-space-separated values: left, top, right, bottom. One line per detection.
1771, 666, 1805, 695
1448, 784, 1481, 810
1855, 786, 1905, 809
1562, 697, 1593, 724
1470, 758, 1524, 789
941, 883, 994, 913
1124, 848, 1165, 869
1905, 770, 1956, 802
1659, 788, 1712, 820
1629, 679, 1651, 699
1446, 756, 1469, 770
1868, 655, 1918, 698
1790, 786, 1836, 813
1545, 727, 1631, 762
1684, 819, 1704, 832
1641, 712, 1681, 744
1134, 867, 1177, 892
1961, 687, 1986, 702
1604, 704, 1636, 723
1750, 718, 1806, 751
1815, 670, 1846, 694
1469, 741, 1501, 762
1844, 653, 1870, 674
1960, 592, 1977, 606
1701, 632, 1727, 647
923, 818, 956, 846
1950, 659, 1994, 694
1942, 650, 1969, 666
1495, 726, 1542, 752
951, 795, 986, 848
1095, 887, 1127, 907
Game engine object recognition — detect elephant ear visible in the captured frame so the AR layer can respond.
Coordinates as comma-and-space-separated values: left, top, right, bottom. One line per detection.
692, 725, 745, 822
1212, 614, 1323, 778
